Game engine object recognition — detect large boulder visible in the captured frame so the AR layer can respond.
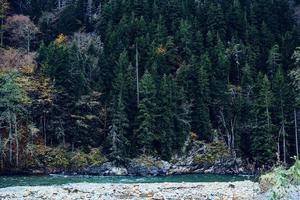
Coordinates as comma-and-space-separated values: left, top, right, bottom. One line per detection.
85, 162, 128, 176
127, 156, 171, 176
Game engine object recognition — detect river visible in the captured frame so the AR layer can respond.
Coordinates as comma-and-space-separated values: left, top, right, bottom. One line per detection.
0, 174, 255, 188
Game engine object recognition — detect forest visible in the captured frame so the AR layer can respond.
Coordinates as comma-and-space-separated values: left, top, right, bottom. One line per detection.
1, 0, 300, 172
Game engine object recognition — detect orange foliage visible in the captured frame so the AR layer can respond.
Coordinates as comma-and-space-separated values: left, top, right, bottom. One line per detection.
190, 132, 199, 141
156, 45, 167, 55
55, 33, 67, 45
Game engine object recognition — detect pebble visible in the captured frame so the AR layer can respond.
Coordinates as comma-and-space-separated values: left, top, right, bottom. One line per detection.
0, 181, 260, 200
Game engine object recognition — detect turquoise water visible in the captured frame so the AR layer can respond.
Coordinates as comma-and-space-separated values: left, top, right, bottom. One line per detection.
0, 174, 255, 188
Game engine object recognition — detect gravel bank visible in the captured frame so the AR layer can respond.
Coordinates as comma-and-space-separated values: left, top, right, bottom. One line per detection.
0, 181, 259, 200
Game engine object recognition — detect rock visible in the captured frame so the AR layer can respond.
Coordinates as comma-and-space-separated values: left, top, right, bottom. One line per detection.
204, 167, 214, 174
23, 190, 31, 197
110, 167, 128, 176
85, 162, 128, 176
127, 156, 171, 176
152, 193, 165, 200
168, 166, 194, 175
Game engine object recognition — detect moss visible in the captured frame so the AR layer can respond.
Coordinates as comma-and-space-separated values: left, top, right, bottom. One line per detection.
47, 148, 69, 169
26, 145, 106, 171
132, 155, 165, 167
193, 141, 230, 165
88, 148, 107, 166
70, 151, 89, 169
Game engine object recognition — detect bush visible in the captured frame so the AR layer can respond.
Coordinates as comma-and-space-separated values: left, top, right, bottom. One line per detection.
193, 141, 230, 165
70, 148, 106, 169
88, 148, 107, 166
259, 159, 300, 200
25, 145, 69, 170
70, 151, 89, 169
26, 145, 106, 171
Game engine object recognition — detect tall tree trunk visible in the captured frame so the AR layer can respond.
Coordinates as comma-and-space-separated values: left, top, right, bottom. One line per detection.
14, 116, 19, 168
0, 17, 4, 47
136, 44, 140, 106
87, 0, 93, 22
8, 110, 13, 165
266, 106, 270, 130
220, 110, 231, 149
295, 109, 299, 159
27, 31, 30, 54
280, 93, 286, 164
282, 124, 286, 164
43, 111, 47, 147
277, 133, 281, 163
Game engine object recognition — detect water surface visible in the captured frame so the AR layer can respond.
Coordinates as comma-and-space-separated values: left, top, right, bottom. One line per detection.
0, 174, 255, 188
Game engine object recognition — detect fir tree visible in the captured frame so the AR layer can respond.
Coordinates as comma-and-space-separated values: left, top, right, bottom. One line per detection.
252, 73, 276, 165
136, 70, 157, 154
107, 94, 130, 162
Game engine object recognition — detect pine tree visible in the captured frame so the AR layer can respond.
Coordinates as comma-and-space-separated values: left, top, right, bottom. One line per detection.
0, 72, 28, 166
0, 0, 9, 47
272, 67, 292, 164
267, 44, 281, 79
227, 0, 245, 40
136, 70, 157, 154
207, 3, 226, 40
113, 50, 130, 98
238, 63, 255, 158
252, 73, 276, 165
176, 19, 192, 60
191, 55, 211, 141
156, 75, 173, 159
172, 85, 191, 153
107, 94, 129, 162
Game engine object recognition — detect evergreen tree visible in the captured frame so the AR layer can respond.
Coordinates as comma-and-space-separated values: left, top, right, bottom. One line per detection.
190, 55, 211, 141
176, 19, 192, 61
272, 67, 292, 163
136, 70, 157, 154
252, 73, 276, 165
238, 63, 255, 158
207, 3, 226, 40
107, 94, 129, 162
267, 44, 281, 78
156, 75, 173, 159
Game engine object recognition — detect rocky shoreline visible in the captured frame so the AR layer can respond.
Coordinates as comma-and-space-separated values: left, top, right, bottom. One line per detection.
1, 142, 260, 177
0, 181, 260, 200
16, 158, 256, 177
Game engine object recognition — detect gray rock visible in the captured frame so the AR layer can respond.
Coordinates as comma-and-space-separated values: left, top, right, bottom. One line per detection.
110, 167, 128, 176
126, 157, 171, 176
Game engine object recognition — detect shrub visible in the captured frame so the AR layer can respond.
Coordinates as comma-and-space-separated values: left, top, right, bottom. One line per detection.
259, 159, 300, 200
193, 141, 230, 165
26, 145, 106, 171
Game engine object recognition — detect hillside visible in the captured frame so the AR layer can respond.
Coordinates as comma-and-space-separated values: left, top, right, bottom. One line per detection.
0, 0, 300, 173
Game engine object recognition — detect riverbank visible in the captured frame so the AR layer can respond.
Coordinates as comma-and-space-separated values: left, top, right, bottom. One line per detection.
0, 142, 261, 177
0, 181, 259, 200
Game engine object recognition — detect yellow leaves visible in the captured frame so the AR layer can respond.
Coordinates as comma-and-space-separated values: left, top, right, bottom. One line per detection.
19, 65, 34, 74
190, 132, 198, 141
16, 73, 55, 105
55, 33, 67, 45
156, 44, 167, 56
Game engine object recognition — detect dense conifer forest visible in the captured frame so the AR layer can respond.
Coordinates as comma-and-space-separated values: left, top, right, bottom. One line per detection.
1, 0, 300, 172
